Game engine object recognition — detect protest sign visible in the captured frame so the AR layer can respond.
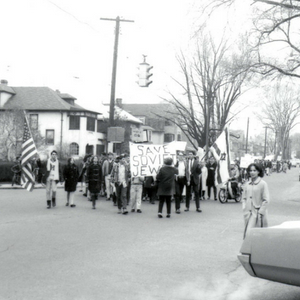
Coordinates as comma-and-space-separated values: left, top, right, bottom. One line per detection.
130, 143, 177, 177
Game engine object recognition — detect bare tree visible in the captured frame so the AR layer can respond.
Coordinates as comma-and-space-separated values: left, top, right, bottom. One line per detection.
207, 0, 300, 79
0, 109, 45, 161
158, 31, 251, 149
259, 82, 300, 159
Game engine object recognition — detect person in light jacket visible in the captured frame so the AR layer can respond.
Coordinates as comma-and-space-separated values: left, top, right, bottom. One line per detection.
200, 160, 207, 200
242, 163, 270, 239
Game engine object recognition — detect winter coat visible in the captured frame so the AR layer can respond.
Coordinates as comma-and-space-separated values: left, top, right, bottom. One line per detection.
186, 158, 201, 185
156, 165, 178, 196
86, 163, 102, 193
242, 177, 270, 239
110, 163, 130, 186
63, 163, 79, 192
45, 159, 63, 183
102, 159, 114, 177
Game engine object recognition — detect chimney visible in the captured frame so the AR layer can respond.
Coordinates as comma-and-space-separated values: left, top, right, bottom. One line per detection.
116, 98, 123, 108
0, 79, 8, 85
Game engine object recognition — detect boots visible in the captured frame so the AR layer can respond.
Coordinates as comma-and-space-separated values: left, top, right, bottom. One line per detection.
47, 200, 51, 209
52, 198, 56, 207
92, 199, 96, 209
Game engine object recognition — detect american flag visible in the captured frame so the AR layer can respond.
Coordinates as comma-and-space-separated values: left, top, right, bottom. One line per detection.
20, 116, 37, 191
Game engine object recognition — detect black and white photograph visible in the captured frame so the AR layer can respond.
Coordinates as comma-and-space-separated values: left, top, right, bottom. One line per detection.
1, 0, 300, 299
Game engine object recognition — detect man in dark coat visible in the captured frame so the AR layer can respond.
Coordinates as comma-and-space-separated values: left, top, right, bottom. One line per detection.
63, 157, 79, 207
185, 152, 202, 212
156, 157, 178, 218
206, 156, 217, 201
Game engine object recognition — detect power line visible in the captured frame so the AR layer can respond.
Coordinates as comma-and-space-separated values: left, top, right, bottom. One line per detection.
46, 0, 100, 33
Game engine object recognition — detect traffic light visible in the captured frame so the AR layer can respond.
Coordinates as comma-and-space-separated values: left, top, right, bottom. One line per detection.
137, 62, 153, 87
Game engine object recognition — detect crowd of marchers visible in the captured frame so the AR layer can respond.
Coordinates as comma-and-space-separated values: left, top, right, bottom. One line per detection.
9, 151, 294, 230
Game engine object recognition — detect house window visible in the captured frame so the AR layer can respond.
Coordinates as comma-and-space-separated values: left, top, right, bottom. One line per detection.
177, 134, 182, 141
96, 144, 105, 156
69, 116, 80, 130
164, 133, 174, 143
30, 114, 38, 130
46, 130, 54, 145
86, 117, 95, 131
70, 143, 79, 155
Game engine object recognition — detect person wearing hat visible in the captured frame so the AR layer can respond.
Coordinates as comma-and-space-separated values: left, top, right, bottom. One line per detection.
156, 157, 178, 218
45, 150, 63, 209
111, 154, 131, 214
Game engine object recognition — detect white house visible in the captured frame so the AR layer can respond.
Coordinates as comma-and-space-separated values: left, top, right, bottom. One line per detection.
0, 80, 106, 158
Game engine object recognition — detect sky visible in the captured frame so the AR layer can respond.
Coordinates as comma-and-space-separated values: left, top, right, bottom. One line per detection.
0, 0, 262, 136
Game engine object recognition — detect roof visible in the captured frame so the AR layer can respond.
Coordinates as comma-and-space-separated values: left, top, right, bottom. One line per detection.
101, 105, 143, 124
122, 103, 173, 118
2, 86, 97, 114
0, 84, 16, 95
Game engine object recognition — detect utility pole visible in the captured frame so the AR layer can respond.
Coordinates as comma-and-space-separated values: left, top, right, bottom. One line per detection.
100, 16, 134, 127
245, 117, 249, 154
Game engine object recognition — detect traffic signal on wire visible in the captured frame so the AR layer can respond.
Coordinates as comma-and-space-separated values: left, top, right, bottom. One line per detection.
137, 62, 153, 87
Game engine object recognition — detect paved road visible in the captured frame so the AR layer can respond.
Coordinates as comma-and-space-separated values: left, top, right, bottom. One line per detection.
1, 168, 300, 300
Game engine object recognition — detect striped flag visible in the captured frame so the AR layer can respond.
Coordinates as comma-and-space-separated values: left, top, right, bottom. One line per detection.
20, 116, 38, 191
210, 128, 231, 185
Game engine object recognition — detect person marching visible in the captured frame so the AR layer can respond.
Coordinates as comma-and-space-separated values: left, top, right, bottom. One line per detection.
130, 176, 144, 213
102, 152, 115, 201
185, 152, 202, 212
111, 154, 131, 214
45, 150, 63, 209
63, 157, 79, 207
86, 156, 102, 209
206, 156, 217, 201
156, 157, 178, 218
174, 152, 187, 214
200, 160, 208, 200
242, 163, 270, 239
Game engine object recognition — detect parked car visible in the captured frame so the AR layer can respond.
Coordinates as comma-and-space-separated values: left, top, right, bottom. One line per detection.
238, 221, 300, 286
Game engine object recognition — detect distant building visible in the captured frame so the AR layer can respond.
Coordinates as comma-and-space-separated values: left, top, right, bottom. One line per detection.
121, 102, 196, 151
0, 80, 105, 158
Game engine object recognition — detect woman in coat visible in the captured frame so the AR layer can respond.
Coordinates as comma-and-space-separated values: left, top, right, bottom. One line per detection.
156, 157, 178, 218
242, 163, 270, 239
86, 156, 102, 209
63, 157, 79, 207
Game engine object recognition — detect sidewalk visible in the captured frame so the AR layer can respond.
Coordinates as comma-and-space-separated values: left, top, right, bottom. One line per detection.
0, 183, 64, 189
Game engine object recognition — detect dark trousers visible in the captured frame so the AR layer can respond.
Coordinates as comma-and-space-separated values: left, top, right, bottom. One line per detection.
186, 177, 200, 209
175, 177, 186, 210
115, 183, 127, 209
158, 195, 172, 214
207, 185, 217, 200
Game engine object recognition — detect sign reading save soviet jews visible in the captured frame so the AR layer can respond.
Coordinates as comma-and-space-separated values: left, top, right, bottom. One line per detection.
130, 143, 177, 177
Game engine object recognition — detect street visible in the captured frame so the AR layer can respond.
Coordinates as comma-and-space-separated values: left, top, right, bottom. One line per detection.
1, 168, 300, 300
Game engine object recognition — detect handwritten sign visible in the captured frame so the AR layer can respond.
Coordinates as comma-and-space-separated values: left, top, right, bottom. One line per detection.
130, 143, 177, 177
